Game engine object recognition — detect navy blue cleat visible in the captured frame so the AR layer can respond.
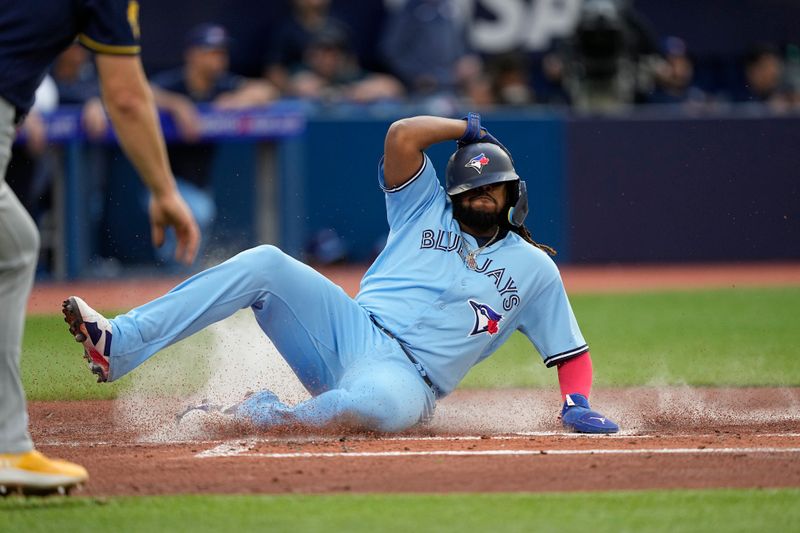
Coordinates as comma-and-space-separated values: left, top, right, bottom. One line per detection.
561, 394, 619, 434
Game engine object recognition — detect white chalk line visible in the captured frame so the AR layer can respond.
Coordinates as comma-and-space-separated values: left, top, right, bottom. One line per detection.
197, 446, 800, 459
38, 432, 800, 450
36, 433, 636, 448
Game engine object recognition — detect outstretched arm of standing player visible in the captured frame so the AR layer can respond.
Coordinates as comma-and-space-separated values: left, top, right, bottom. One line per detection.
383, 116, 467, 190
95, 54, 200, 265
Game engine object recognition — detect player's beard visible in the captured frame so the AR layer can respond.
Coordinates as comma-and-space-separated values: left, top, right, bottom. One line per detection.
452, 196, 503, 234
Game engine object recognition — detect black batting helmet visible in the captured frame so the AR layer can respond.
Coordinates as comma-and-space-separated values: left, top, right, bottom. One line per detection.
445, 142, 529, 227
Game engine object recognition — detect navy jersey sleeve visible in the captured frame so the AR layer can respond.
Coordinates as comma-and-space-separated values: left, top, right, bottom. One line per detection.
377, 153, 446, 230
78, 0, 140, 55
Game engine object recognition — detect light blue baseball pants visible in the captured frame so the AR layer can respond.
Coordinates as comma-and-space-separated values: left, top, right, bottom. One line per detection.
109, 245, 435, 432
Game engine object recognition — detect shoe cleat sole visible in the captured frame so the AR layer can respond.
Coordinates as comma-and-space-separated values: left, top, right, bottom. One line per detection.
62, 298, 109, 382
0, 483, 81, 497
90, 363, 106, 383
62, 298, 88, 342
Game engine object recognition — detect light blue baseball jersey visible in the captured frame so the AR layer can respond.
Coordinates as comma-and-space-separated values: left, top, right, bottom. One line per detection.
356, 154, 588, 396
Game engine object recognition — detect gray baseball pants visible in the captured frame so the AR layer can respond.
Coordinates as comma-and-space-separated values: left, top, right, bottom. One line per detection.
0, 97, 39, 453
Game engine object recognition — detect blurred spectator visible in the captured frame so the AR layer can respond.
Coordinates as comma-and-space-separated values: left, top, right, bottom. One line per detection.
379, 0, 476, 97
263, 0, 352, 93
151, 23, 277, 266
459, 51, 535, 109
289, 26, 405, 104
305, 227, 348, 266
52, 45, 118, 272
784, 44, 800, 107
5, 77, 59, 271
458, 71, 494, 109
558, 0, 661, 112
485, 51, 535, 107
537, 52, 571, 106
648, 37, 707, 106
5, 76, 58, 218
51, 44, 108, 139
733, 43, 790, 109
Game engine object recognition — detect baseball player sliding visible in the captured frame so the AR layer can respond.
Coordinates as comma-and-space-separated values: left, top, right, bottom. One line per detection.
63, 113, 618, 434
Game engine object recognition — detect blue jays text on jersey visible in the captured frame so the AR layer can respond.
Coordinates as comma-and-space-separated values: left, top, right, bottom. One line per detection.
89, 149, 589, 432
357, 153, 588, 394
419, 228, 520, 311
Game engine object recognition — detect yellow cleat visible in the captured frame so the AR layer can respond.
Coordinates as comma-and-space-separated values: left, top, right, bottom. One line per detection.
0, 450, 88, 496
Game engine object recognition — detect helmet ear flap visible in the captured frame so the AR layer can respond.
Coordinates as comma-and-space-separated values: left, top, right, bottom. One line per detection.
507, 180, 528, 227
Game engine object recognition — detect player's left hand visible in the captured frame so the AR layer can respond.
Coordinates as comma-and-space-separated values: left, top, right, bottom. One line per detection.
561, 393, 619, 434
457, 112, 509, 154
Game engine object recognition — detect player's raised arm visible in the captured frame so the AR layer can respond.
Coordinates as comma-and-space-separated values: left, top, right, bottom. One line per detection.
382, 116, 467, 190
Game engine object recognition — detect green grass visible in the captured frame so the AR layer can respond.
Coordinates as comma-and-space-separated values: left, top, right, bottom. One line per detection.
21, 312, 213, 401
13, 291, 800, 531
1, 489, 798, 532
21, 287, 800, 400
461, 287, 800, 388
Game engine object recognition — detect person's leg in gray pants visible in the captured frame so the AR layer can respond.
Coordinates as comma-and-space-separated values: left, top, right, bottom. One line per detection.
0, 98, 39, 455
0, 98, 86, 495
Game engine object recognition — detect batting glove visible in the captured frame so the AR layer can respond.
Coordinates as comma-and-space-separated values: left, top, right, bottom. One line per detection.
457, 112, 511, 157
561, 393, 619, 434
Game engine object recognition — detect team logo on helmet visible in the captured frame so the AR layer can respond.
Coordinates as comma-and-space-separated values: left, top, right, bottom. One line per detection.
468, 300, 503, 336
465, 153, 490, 174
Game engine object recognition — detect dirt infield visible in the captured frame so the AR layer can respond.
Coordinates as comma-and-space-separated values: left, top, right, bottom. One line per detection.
28, 388, 800, 496
24, 263, 800, 496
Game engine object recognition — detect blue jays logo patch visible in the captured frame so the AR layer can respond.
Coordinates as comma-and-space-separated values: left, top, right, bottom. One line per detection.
468, 300, 503, 336
465, 153, 490, 174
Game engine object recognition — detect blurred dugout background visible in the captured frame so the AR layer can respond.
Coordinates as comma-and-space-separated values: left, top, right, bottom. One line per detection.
9, 0, 799, 280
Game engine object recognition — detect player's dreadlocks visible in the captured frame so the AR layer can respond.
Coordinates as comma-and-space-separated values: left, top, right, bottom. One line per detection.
502, 182, 556, 256
510, 224, 557, 256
